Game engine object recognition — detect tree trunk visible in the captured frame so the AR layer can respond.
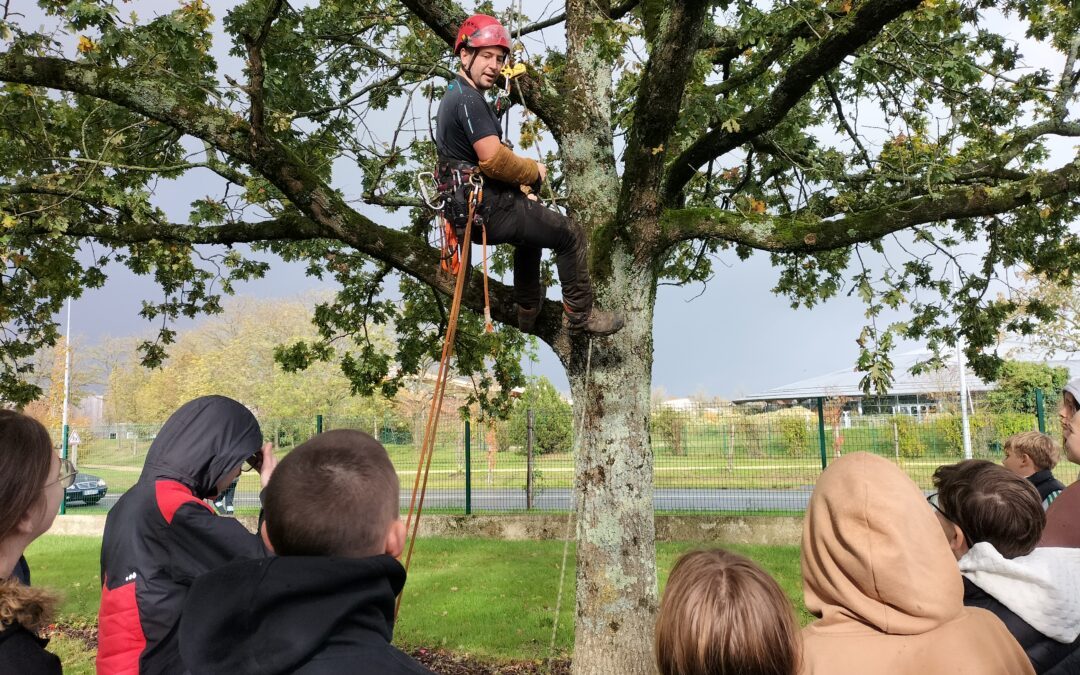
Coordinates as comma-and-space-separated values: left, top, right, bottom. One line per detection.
568, 262, 658, 675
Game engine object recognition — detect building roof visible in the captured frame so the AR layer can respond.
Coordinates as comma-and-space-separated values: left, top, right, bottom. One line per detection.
734, 345, 1080, 403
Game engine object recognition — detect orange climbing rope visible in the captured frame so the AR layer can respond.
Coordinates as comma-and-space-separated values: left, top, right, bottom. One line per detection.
397, 176, 483, 617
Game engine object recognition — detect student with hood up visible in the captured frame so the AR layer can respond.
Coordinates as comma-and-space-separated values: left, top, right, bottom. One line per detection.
97, 396, 276, 675
799, 452, 1034, 675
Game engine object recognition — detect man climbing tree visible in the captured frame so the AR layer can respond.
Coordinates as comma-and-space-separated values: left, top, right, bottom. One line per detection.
436, 14, 623, 336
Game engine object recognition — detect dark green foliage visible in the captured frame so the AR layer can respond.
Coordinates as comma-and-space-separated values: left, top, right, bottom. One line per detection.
892, 415, 928, 458
984, 360, 1070, 414
779, 416, 810, 457
507, 377, 573, 455
0, 0, 1077, 415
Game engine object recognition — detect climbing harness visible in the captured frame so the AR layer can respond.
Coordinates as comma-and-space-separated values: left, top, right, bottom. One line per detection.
422, 166, 493, 331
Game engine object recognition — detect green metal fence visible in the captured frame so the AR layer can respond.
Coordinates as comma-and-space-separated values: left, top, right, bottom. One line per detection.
56, 389, 1071, 515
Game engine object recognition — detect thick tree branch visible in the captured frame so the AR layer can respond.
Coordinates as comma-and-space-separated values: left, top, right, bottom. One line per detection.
363, 193, 424, 208
658, 156, 1080, 253
617, 0, 711, 229
14, 209, 327, 245
698, 25, 746, 68
0, 52, 258, 164
0, 51, 561, 344
1055, 34, 1080, 119
958, 121, 1080, 183
517, 0, 640, 35
712, 21, 820, 96
664, 0, 922, 203
241, 0, 285, 145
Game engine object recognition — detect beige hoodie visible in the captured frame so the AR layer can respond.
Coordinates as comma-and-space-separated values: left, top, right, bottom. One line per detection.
800, 452, 1034, 675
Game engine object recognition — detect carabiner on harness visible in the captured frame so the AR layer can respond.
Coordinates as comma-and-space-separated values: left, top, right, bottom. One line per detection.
416, 172, 445, 211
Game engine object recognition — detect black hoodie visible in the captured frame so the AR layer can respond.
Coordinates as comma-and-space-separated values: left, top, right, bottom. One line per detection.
179, 555, 433, 675
98, 396, 269, 675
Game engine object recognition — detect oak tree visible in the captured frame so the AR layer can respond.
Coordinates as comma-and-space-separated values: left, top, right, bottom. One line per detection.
2, 1, 1079, 672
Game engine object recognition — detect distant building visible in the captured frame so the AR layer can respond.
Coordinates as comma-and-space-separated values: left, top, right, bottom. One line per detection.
658, 397, 696, 411
733, 346, 1080, 416
656, 397, 730, 412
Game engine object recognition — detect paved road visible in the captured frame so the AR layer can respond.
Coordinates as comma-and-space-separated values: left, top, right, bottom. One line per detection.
81, 488, 813, 512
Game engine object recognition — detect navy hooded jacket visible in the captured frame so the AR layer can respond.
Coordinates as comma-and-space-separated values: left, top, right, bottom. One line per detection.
97, 396, 268, 675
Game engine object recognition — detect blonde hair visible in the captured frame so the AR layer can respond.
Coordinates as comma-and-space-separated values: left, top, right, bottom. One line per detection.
1005, 430, 1058, 471
655, 549, 800, 675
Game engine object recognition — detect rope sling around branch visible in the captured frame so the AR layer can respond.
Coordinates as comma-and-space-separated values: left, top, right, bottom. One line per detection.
397, 182, 480, 618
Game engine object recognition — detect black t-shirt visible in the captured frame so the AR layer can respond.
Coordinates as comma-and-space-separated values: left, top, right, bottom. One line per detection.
435, 75, 501, 164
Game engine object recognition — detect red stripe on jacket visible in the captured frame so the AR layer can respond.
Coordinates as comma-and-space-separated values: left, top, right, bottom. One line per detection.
96, 577, 145, 675
155, 479, 214, 524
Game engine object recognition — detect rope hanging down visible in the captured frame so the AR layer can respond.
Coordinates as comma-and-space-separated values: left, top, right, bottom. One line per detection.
397, 175, 481, 617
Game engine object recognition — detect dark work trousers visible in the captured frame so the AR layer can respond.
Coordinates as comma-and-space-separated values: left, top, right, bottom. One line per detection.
474, 184, 594, 313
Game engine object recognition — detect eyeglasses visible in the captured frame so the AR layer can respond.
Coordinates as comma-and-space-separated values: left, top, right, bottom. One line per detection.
926, 492, 947, 516
927, 492, 974, 548
241, 450, 263, 473
45, 458, 78, 489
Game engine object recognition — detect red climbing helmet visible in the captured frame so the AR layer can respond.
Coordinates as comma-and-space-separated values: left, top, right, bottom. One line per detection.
454, 14, 511, 55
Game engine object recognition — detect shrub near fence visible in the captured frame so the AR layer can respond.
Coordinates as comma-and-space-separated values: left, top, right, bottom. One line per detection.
56, 393, 1068, 515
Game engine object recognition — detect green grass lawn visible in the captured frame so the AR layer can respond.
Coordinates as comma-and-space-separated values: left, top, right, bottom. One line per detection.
23, 534, 806, 673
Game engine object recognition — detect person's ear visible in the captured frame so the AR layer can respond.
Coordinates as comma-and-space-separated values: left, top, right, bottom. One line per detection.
1019, 452, 1036, 473
260, 521, 275, 554
385, 519, 406, 559
946, 521, 969, 559
13, 507, 36, 537
13, 492, 48, 537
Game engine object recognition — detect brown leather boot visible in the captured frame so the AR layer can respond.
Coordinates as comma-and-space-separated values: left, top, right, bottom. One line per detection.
517, 304, 542, 333
565, 306, 625, 337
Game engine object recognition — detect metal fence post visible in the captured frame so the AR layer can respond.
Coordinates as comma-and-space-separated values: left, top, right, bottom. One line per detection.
817, 397, 828, 471
526, 408, 535, 510
1036, 388, 1046, 433
464, 419, 472, 515
316, 414, 323, 435
60, 424, 69, 515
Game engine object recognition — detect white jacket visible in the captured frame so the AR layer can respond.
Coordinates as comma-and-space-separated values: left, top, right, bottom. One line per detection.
960, 542, 1080, 643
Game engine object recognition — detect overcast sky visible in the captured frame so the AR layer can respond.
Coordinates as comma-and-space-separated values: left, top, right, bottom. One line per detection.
17, 0, 1078, 398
